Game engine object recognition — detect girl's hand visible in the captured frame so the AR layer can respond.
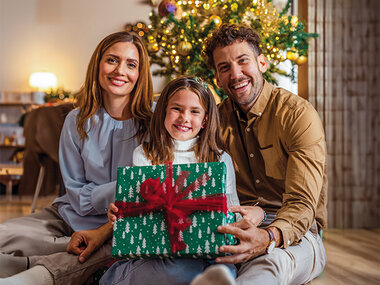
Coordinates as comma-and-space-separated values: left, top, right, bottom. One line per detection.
107, 203, 119, 225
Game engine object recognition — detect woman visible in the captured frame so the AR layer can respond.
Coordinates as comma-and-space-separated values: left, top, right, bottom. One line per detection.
0, 31, 154, 285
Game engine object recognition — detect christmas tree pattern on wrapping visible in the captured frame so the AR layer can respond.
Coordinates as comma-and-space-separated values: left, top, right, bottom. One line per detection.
112, 162, 236, 259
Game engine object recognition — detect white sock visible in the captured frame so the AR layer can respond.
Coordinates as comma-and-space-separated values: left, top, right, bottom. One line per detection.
0, 265, 54, 285
0, 253, 28, 277
190, 264, 236, 285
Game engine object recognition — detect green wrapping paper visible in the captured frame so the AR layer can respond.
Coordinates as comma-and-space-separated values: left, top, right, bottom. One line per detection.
112, 162, 237, 259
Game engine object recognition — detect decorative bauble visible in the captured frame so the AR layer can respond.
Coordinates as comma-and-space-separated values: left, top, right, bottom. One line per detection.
286, 48, 299, 62
209, 15, 222, 28
158, 0, 177, 17
177, 41, 192, 56
231, 3, 238, 12
296, 55, 307, 65
147, 42, 159, 53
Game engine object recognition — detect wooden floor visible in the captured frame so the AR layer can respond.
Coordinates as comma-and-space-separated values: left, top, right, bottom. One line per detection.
1, 195, 380, 285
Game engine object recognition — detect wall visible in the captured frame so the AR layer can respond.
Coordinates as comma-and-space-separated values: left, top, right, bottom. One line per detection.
0, 0, 165, 93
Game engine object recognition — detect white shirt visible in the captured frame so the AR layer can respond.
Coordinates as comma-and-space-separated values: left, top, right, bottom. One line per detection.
133, 138, 240, 207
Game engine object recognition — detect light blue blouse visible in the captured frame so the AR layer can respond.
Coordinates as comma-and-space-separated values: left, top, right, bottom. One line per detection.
54, 107, 139, 231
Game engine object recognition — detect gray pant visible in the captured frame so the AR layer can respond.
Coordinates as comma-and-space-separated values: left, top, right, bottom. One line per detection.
0, 204, 113, 285
237, 223, 326, 285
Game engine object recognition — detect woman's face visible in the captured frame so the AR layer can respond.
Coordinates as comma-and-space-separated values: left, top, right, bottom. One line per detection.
98, 41, 140, 100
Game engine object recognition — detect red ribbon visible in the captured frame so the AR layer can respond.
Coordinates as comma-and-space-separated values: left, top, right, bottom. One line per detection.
115, 162, 227, 253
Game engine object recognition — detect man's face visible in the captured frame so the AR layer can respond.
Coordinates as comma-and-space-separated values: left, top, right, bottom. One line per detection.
213, 41, 267, 113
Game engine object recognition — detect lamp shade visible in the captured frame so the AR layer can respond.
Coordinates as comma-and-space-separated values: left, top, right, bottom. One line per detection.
29, 72, 57, 90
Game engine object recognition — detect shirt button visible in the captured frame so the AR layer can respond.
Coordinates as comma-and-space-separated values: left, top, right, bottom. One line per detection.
246, 127, 251, 132
256, 179, 260, 184
287, 240, 291, 245
249, 153, 254, 158
258, 112, 262, 116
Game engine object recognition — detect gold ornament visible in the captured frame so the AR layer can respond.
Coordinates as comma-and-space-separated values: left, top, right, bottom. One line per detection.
286, 48, 299, 62
296, 55, 307, 65
210, 15, 222, 28
147, 42, 159, 53
231, 2, 238, 12
177, 41, 192, 56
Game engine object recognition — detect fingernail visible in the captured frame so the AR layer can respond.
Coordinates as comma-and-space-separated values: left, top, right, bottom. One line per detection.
215, 258, 221, 262
220, 246, 224, 251
79, 257, 85, 263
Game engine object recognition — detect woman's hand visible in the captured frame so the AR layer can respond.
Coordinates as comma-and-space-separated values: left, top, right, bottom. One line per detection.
66, 222, 113, 263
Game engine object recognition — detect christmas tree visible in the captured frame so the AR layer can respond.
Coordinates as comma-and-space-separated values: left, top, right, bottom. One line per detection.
128, 0, 317, 98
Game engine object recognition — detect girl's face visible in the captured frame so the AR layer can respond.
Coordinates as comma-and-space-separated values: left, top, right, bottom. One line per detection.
164, 89, 206, 141
98, 42, 140, 100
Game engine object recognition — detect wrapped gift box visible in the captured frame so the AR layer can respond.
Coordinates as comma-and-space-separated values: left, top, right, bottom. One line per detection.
112, 162, 236, 259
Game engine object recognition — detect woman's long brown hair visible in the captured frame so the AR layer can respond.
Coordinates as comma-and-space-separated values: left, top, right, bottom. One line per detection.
143, 76, 225, 164
75, 31, 153, 142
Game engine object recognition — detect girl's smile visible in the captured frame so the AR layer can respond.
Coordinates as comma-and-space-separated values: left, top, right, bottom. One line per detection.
164, 89, 206, 141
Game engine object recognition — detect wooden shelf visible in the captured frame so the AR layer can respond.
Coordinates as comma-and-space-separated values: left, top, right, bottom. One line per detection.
0, 102, 35, 107
0, 144, 25, 148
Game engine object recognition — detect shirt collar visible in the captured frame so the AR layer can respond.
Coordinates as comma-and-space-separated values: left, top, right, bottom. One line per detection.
231, 80, 273, 121
247, 80, 273, 118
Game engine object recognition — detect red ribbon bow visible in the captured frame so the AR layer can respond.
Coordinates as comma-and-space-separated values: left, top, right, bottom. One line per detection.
115, 162, 227, 253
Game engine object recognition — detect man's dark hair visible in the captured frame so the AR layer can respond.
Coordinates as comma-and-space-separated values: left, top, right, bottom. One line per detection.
203, 24, 263, 69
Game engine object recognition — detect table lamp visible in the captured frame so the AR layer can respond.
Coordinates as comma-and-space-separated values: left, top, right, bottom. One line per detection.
29, 72, 57, 104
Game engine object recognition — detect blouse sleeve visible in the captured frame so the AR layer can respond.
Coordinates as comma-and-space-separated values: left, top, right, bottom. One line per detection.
59, 112, 116, 217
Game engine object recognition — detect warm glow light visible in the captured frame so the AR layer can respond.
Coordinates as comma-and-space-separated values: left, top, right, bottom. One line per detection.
29, 72, 57, 90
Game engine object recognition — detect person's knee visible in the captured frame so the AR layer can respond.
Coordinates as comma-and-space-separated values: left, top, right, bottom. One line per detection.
0, 223, 21, 254
101, 258, 205, 285
237, 252, 292, 285
161, 258, 205, 284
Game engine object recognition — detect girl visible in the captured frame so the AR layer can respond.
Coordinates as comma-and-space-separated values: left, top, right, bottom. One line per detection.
101, 76, 240, 285
0, 31, 154, 285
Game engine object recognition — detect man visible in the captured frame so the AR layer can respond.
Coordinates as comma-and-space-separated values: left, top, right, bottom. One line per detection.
199, 24, 327, 284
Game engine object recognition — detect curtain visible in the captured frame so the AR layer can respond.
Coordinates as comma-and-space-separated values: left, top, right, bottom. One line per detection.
307, 0, 380, 228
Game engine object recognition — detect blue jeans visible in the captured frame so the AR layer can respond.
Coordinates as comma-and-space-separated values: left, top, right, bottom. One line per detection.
100, 258, 236, 285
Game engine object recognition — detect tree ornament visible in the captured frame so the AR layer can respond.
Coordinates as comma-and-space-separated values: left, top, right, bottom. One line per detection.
286, 48, 299, 62
296, 55, 307, 65
158, 0, 177, 17
177, 41, 192, 56
147, 41, 159, 53
209, 15, 222, 28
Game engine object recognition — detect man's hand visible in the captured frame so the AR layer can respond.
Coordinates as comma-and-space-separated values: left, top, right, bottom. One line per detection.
215, 206, 282, 264
228, 205, 265, 225
66, 222, 113, 263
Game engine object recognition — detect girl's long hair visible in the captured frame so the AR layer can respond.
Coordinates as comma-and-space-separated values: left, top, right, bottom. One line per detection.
143, 76, 224, 164
75, 31, 153, 142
